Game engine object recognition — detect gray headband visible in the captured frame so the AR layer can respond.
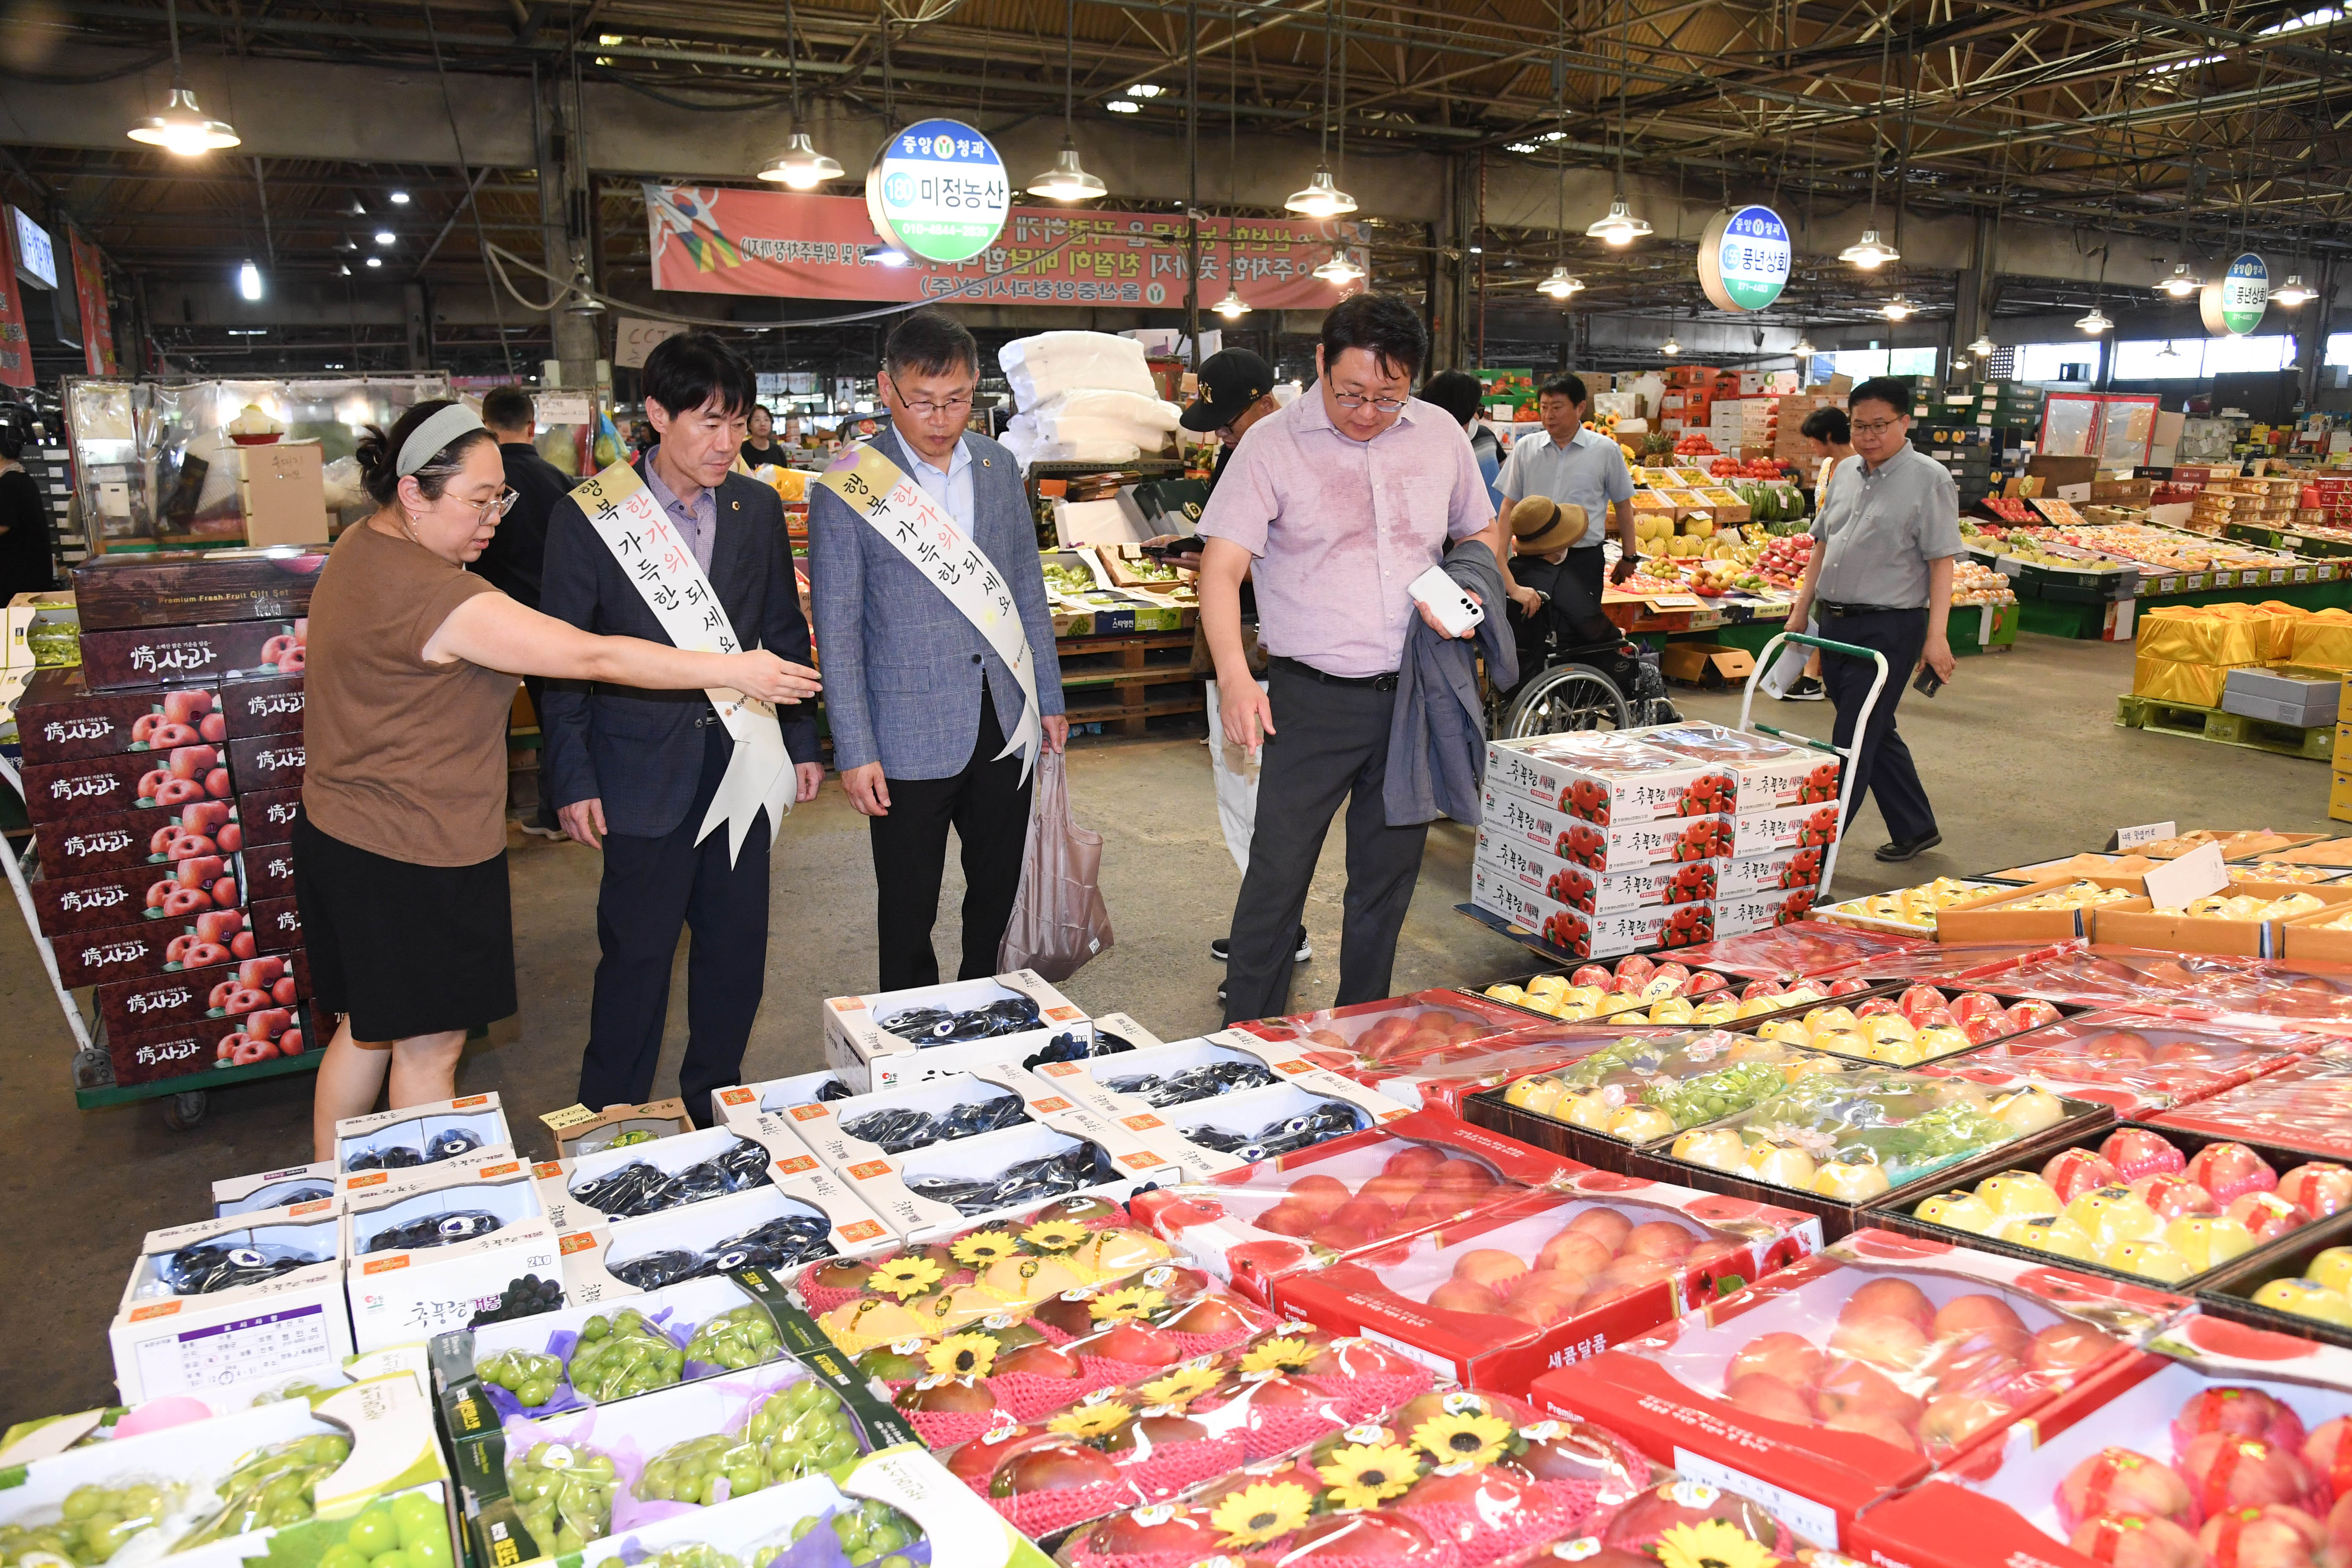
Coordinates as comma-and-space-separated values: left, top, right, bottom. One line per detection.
397, 404, 487, 477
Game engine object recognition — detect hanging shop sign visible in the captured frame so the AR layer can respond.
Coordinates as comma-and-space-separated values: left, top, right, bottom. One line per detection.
864, 118, 1012, 265
1698, 205, 1792, 313
69, 229, 116, 376
0, 217, 30, 389
643, 183, 1367, 310
2202, 253, 2269, 337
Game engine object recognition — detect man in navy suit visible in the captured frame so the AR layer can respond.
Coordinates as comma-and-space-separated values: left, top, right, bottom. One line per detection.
808, 311, 1067, 991
540, 332, 825, 1122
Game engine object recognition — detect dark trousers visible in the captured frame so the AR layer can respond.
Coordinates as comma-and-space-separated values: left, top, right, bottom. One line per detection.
520, 675, 559, 830
870, 688, 1034, 992
1818, 607, 1938, 845
1222, 659, 1432, 1025
578, 722, 771, 1125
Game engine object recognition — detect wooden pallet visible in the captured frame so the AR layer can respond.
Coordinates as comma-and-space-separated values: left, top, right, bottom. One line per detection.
2114, 694, 2335, 761
1056, 629, 1204, 737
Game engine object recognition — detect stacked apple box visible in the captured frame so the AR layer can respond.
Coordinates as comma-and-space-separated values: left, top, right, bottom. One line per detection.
1473, 722, 1841, 959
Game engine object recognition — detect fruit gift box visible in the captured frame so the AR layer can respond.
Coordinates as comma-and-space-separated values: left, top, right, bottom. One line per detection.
1235, 990, 1543, 1073
1478, 779, 1734, 877
1849, 1312, 2352, 1568
0, 1375, 451, 1568
1486, 731, 1741, 825
1998, 947, 2352, 1032
342, 1156, 564, 1353
1670, 923, 1931, 982
109, 1196, 354, 1405
30, 849, 244, 937
1628, 721, 1844, 816
1475, 954, 1868, 1030
557, 1162, 895, 1306
1916, 1010, 2331, 1115
76, 616, 308, 692
1527, 1230, 2191, 1549
1051, 1392, 1656, 1568
33, 796, 244, 878
2150, 1057, 2352, 1165
537, 1122, 833, 1231
1644, 1066, 2109, 1233
1464, 1030, 1854, 1174
1745, 982, 2077, 1068
716, 1070, 858, 1130
105, 999, 315, 1086
822, 971, 1093, 1095
52, 904, 252, 991
1326, 1028, 1690, 1117
1124, 1109, 1588, 1305
1469, 865, 1723, 963
541, 1098, 698, 1161
1506, 1476, 1838, 1568
804, 1116, 1175, 1246
335, 1093, 516, 1190
1473, 824, 1734, 918
1120, 1078, 1399, 1181
213, 1157, 339, 1218
20, 743, 236, 826
71, 546, 327, 631
1882, 1122, 2352, 1293
14, 670, 228, 766
1269, 1172, 1825, 1391
786, 1067, 1052, 1171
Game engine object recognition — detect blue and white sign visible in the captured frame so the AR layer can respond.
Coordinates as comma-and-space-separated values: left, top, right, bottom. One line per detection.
2202, 252, 2268, 337
864, 119, 1011, 265
1699, 205, 1791, 313
9, 207, 56, 291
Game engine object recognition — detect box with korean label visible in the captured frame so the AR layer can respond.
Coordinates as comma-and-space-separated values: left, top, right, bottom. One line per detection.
821, 971, 1090, 1094
111, 1198, 352, 1403
341, 1157, 559, 1351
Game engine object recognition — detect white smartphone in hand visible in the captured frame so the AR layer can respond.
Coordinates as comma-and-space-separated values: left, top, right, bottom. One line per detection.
1407, 565, 1485, 637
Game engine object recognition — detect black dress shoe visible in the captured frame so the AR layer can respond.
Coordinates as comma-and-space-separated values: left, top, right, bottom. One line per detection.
1875, 832, 1943, 862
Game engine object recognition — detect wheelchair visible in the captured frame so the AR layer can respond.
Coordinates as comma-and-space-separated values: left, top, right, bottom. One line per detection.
1488, 600, 1677, 739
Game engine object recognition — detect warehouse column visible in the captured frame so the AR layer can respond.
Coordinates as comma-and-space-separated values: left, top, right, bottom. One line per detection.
536, 64, 600, 386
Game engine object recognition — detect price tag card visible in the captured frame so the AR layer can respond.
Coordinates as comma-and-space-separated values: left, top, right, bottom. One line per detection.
2113, 821, 2179, 851
2145, 842, 2230, 911
540, 1103, 600, 1132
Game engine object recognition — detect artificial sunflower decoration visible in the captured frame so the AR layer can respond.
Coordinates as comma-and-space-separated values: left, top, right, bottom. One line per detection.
867, 1256, 946, 1300
1239, 1337, 1318, 1375
1409, 1410, 1516, 1469
1209, 1481, 1313, 1548
925, 1334, 998, 1378
1136, 1362, 1223, 1407
1318, 1442, 1423, 1511
1023, 1218, 1092, 1252
950, 1230, 1022, 1268
1047, 1399, 1135, 1440
1652, 1519, 1780, 1568
1089, 1285, 1168, 1323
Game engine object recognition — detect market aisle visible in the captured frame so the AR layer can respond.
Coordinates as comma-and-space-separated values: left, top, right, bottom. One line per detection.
2, 629, 2341, 1418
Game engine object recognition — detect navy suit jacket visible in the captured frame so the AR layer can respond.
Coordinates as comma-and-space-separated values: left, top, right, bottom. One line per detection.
538, 457, 819, 839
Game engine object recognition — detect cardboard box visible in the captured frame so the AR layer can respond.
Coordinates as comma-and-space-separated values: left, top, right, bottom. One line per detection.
14, 668, 226, 766
95, 949, 308, 1037
3, 590, 76, 671
1710, 885, 1824, 935
712, 1068, 856, 1130
76, 618, 307, 692
343, 1157, 560, 1350
1026, 1029, 1307, 1120
213, 1158, 339, 1217
242, 838, 297, 902
1728, 800, 1843, 858
802, 1113, 1174, 1244
1930, 877, 2153, 944
250, 895, 302, 952
30, 851, 243, 936
1271, 1177, 1824, 1390
336, 1094, 514, 1187
105, 1000, 310, 1085
112, 1198, 352, 1402
1659, 642, 1757, 688
19, 744, 233, 825
537, 1097, 694, 1160
1486, 732, 1739, 822
821, 971, 1090, 1094
219, 672, 305, 738
785, 1064, 1048, 1176
34, 797, 242, 877
70, 547, 324, 631
1470, 863, 1718, 958
52, 906, 251, 988
534, 1119, 810, 1230
238, 784, 304, 845
2224, 664, 2342, 726
1475, 822, 1718, 912
1526, 1234, 2187, 1549
1480, 781, 1731, 871
1631, 721, 1845, 814
554, 1173, 894, 1304
1716, 844, 1830, 896
1106, 1075, 1412, 1181
2095, 879, 2352, 958
228, 731, 307, 792
240, 441, 331, 546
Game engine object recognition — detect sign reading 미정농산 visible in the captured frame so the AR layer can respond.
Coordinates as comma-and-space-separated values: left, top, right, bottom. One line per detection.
864, 118, 1011, 265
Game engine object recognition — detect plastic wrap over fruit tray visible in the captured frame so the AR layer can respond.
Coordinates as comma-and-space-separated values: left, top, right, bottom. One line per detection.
1494, 1030, 1848, 1148
1234, 990, 1546, 1074
1998, 946, 2352, 1029
455, 1276, 796, 1421
1916, 1010, 2334, 1114
1347, 1026, 1689, 1115
1664, 923, 1930, 981
1747, 985, 2071, 1070
2150, 1056, 2352, 1162
1470, 954, 1872, 1032
1046, 1389, 1659, 1568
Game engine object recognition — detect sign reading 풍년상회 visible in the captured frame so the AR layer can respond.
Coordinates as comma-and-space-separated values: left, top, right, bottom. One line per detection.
865, 119, 1011, 266
1698, 205, 1792, 313
2202, 252, 2268, 337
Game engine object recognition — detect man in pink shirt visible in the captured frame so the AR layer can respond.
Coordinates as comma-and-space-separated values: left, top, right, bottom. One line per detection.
1197, 293, 1506, 1023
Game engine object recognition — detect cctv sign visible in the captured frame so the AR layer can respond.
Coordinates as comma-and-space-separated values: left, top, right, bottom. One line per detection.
866, 118, 1011, 265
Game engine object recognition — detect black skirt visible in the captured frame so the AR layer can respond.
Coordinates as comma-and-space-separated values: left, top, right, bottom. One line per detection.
292, 811, 517, 1040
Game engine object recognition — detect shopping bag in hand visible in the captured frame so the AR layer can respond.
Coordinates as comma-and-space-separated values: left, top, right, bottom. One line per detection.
996, 750, 1113, 981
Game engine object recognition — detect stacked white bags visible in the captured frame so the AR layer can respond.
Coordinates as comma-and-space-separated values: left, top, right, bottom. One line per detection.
998, 331, 1183, 469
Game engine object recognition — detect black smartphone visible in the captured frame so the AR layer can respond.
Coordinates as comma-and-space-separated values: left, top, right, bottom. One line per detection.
1142, 537, 1200, 559
1912, 664, 1944, 699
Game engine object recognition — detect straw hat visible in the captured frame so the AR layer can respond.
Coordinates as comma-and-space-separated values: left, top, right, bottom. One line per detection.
1509, 495, 1589, 554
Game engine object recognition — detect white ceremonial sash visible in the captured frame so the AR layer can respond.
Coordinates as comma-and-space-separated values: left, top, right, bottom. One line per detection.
566, 462, 791, 865
817, 443, 1043, 781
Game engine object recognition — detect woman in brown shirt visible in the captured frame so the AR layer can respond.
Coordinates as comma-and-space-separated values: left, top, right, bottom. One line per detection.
301, 399, 817, 1159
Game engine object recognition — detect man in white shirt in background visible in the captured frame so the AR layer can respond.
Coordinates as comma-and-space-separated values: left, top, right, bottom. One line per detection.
1496, 374, 1642, 615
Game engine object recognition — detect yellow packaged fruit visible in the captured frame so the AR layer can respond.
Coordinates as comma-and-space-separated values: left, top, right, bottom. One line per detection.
1610, 1107, 1676, 1143
1805, 1006, 1858, 1032
2172, 892, 2325, 921
1757, 1018, 1813, 1045
2101, 1238, 2193, 1284
1485, 984, 1528, 1005
2309, 1246, 2352, 1293
1693, 1001, 1740, 1025
2165, 1214, 2259, 1271
1646, 998, 1696, 1026
2255, 1278, 2352, 1325
1529, 974, 1571, 997
1741, 1142, 1817, 1188
2062, 1187, 2161, 1253
2003, 1214, 2096, 1261
1914, 1190, 1995, 1233
1865, 1035, 1926, 1067
1504, 1076, 1564, 1115
1564, 1092, 1618, 1131
1813, 1162, 1891, 1200
1976, 1171, 2062, 1221
1989, 1086, 2067, 1135
1671, 1129, 1746, 1171
1736, 996, 1783, 1019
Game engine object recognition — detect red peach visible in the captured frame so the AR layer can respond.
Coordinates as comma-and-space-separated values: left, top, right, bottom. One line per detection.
1622, 1221, 1698, 1260
2302, 1416, 2352, 1494
1286, 1174, 1351, 1217
1842, 1277, 1936, 1332
1585, 1256, 1680, 1304
2030, 1322, 2118, 1375
2134, 1174, 2221, 1222
1821, 1406, 1919, 1452
2044, 1147, 2123, 1204
1427, 1158, 1497, 1194
1540, 1229, 1614, 1277
1725, 1373, 1815, 1426
2185, 1143, 2281, 1207
1815, 1357, 1922, 1430
2280, 1163, 2352, 1220
1510, 1270, 1590, 1309
2197, 1505, 2328, 1568
1932, 1295, 2032, 1361
2058, 1448, 2198, 1532
1566, 1209, 1634, 1254
1255, 1202, 1317, 1237
2067, 1514, 2204, 1568
1451, 1249, 1528, 1290
2175, 1390, 2309, 1461
1919, 1393, 2013, 1450
1730, 1332, 1826, 1392
1330, 1197, 1396, 1236
1828, 1314, 1930, 1370
2178, 1432, 2319, 1518
1383, 1146, 1446, 1179
1426, 1279, 1502, 1314
1358, 1175, 1422, 1209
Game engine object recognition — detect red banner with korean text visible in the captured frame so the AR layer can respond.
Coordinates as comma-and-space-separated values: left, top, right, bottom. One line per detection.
0, 218, 30, 388
642, 184, 1364, 309
70, 229, 116, 376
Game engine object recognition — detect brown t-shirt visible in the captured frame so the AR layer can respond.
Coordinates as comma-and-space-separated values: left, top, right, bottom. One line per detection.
301, 521, 520, 866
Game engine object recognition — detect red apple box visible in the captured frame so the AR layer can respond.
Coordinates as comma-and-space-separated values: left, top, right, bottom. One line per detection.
1269, 1174, 1823, 1392
1851, 1315, 2352, 1568
219, 674, 305, 739
76, 618, 304, 692
251, 897, 303, 954
71, 547, 324, 632
1916, 1010, 2325, 1117
1124, 1108, 1588, 1305
240, 842, 296, 903
237, 786, 304, 846
34, 798, 244, 877
97, 947, 309, 1037
16, 668, 226, 766
1339, 1026, 1688, 1115
1526, 1229, 2190, 1550
20, 746, 232, 825
1666, 923, 1930, 982
227, 733, 306, 792
31, 852, 243, 936
1234, 989, 1548, 1075
105, 1002, 316, 1087
52, 906, 254, 988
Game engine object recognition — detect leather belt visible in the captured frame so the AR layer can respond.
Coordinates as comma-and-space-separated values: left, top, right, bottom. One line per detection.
1818, 601, 1925, 618
1271, 655, 1399, 691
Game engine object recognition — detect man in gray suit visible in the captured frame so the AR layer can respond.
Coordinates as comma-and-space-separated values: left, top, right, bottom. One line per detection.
808, 310, 1067, 991
541, 332, 825, 1121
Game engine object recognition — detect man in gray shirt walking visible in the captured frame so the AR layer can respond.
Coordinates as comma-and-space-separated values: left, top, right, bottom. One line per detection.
1783, 376, 1960, 864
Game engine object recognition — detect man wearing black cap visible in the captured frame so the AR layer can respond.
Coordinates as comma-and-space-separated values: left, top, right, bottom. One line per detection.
1165, 348, 1307, 984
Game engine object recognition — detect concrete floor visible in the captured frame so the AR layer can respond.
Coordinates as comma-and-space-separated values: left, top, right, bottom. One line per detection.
5, 630, 2345, 1421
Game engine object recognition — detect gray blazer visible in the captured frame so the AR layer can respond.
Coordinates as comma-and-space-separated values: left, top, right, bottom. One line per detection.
807, 427, 1064, 781
537, 460, 820, 838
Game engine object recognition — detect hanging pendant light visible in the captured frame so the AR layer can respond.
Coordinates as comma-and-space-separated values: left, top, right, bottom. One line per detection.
1213, 286, 1252, 318
2273, 274, 2318, 307
2158, 261, 2202, 298
1880, 293, 1915, 322
1314, 246, 1366, 285
1028, 0, 1107, 201
1659, 330, 1682, 357
1840, 229, 1898, 269
1285, 168, 1357, 218
1587, 196, 1651, 247
128, 0, 239, 155
1792, 332, 1816, 357
1537, 265, 1584, 299
1967, 333, 1995, 357
760, 133, 846, 188
2075, 304, 2113, 334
